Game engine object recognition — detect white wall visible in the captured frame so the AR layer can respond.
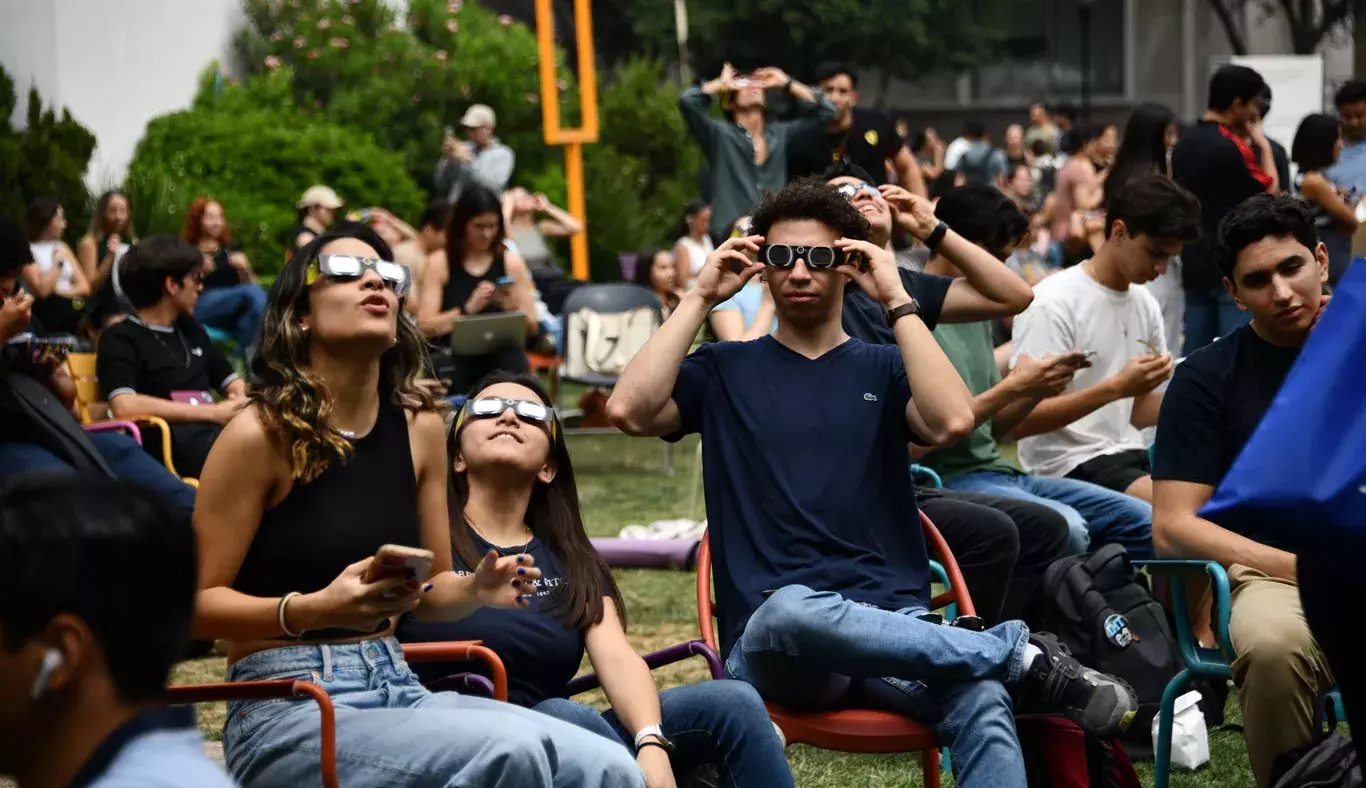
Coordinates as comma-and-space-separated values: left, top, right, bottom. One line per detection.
0, 0, 242, 189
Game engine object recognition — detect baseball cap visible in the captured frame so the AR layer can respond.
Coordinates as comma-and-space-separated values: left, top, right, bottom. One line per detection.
298, 185, 344, 210
460, 104, 497, 128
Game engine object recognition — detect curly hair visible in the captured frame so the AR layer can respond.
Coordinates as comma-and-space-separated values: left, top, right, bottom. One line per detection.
181, 197, 232, 246
250, 224, 440, 482
748, 178, 869, 242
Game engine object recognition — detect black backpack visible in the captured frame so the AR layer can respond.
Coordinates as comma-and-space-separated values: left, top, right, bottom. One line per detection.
1041, 544, 1184, 752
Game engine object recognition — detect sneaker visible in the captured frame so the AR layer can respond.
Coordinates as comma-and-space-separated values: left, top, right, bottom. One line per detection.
1023, 632, 1138, 737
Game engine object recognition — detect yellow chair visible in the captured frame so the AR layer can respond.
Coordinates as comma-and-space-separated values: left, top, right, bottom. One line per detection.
67, 352, 195, 485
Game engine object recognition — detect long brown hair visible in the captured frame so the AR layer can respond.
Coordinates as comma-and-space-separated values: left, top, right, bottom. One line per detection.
181, 197, 233, 246
250, 224, 439, 481
448, 371, 626, 631
87, 190, 133, 239
444, 186, 506, 273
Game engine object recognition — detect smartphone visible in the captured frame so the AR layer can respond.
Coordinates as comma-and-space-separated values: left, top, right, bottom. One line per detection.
495, 275, 515, 288
444, 125, 456, 138
170, 390, 216, 406
733, 77, 752, 88
364, 544, 435, 584
1082, 350, 1099, 360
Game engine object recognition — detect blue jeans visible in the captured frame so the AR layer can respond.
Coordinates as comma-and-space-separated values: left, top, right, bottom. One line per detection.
196, 284, 267, 353
534, 680, 793, 787
223, 638, 644, 787
1183, 286, 1249, 356
946, 470, 1153, 558
0, 433, 196, 512
725, 585, 1030, 788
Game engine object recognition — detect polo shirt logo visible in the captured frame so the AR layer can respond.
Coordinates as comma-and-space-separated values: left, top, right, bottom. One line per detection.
191, 346, 204, 357
863, 392, 878, 402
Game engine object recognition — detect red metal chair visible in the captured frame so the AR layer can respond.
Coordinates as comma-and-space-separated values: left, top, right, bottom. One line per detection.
695, 510, 977, 788
170, 640, 506, 788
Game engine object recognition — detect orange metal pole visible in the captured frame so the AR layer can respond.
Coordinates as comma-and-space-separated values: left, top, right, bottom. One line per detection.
534, 0, 598, 281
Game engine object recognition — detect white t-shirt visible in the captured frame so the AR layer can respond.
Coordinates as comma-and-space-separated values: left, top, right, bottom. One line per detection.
1011, 265, 1167, 477
675, 235, 714, 283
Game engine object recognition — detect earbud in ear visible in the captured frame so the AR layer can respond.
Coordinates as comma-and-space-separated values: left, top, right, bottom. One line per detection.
30, 649, 64, 700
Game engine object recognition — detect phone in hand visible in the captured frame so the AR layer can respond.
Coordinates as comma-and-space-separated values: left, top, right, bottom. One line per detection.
364, 544, 435, 584
170, 390, 216, 406
495, 275, 515, 289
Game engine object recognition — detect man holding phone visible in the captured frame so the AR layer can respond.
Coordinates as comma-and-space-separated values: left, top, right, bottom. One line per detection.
1009, 176, 1201, 509
434, 104, 516, 202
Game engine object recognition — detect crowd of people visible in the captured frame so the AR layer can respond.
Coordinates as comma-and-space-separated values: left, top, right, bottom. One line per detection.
0, 57, 1361, 788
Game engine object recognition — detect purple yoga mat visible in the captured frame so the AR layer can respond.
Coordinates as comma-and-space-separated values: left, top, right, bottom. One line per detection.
591, 537, 699, 569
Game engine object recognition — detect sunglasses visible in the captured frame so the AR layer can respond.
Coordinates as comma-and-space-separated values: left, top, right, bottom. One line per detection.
757, 244, 860, 269
455, 396, 559, 440
307, 254, 411, 297
836, 182, 882, 202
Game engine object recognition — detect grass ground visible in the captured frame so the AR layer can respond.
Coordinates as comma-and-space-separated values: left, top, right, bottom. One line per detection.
172, 431, 1257, 786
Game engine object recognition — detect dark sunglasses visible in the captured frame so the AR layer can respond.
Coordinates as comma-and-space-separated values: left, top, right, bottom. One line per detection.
307, 253, 411, 297
455, 396, 559, 440
757, 244, 860, 269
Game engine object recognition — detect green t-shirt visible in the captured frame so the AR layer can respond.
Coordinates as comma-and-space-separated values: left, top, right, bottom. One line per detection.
925, 321, 1018, 481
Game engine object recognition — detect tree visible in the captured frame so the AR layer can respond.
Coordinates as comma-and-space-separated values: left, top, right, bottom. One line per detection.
591, 0, 992, 85
0, 66, 97, 242
1205, 0, 1366, 55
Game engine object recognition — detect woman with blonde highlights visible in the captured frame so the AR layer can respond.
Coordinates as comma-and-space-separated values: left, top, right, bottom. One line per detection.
191, 223, 643, 787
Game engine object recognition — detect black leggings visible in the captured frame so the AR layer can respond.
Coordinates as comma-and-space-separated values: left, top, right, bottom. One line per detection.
919, 489, 1070, 629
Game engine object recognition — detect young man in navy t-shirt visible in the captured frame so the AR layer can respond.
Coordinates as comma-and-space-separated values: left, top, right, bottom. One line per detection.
608, 180, 1138, 788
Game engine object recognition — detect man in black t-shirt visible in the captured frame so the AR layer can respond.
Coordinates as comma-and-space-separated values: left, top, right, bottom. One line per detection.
97, 237, 245, 479
1152, 195, 1333, 788
789, 63, 926, 195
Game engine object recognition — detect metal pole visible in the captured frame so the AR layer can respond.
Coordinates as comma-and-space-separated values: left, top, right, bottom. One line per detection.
674, 0, 692, 86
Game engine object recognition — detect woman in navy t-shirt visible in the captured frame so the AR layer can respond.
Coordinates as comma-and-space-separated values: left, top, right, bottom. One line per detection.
398, 371, 793, 787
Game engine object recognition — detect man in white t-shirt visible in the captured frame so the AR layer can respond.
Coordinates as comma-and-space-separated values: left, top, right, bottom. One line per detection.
1010, 176, 1201, 504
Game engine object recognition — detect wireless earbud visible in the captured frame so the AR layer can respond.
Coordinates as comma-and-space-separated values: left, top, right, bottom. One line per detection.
29, 649, 63, 700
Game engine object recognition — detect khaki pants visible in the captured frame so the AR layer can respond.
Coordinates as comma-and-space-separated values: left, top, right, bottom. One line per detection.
1227, 565, 1335, 787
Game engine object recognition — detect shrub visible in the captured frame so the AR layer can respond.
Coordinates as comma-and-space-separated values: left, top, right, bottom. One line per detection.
0, 65, 97, 241
126, 69, 423, 275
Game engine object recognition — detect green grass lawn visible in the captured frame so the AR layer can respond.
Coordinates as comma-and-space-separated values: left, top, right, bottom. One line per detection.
174, 431, 1256, 786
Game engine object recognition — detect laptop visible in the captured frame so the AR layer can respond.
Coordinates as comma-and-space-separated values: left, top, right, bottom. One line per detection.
449, 312, 528, 356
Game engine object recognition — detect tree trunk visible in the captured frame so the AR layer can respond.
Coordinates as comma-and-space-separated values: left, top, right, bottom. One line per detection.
1207, 0, 1250, 54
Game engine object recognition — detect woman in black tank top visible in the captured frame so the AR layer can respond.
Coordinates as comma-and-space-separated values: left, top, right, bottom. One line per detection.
190, 226, 642, 787
416, 186, 537, 394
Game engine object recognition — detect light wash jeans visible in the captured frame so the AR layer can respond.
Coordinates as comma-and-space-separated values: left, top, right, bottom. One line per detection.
223, 638, 644, 787
725, 585, 1031, 788
945, 470, 1154, 558
196, 283, 267, 354
534, 680, 794, 787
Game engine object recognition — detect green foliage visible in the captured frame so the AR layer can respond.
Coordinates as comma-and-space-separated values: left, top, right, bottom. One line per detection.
584, 57, 702, 280
0, 65, 97, 240
126, 77, 423, 275
230, 0, 571, 193
593, 0, 992, 84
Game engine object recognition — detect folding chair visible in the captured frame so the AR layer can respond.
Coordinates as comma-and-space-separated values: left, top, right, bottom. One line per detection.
559, 284, 673, 475
695, 511, 976, 788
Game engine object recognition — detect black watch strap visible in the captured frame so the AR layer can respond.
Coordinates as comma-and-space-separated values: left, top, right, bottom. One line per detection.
885, 299, 922, 328
924, 221, 950, 252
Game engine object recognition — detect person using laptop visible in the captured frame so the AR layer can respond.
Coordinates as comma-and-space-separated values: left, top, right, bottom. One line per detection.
417, 187, 540, 394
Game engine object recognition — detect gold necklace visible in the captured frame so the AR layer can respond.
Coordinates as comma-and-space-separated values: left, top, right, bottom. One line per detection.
465, 514, 533, 555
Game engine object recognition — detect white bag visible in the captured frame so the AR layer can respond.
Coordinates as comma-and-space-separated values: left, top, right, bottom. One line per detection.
1152, 690, 1209, 771
562, 306, 658, 380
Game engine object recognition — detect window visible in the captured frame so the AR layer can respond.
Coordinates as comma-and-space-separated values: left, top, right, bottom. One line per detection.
970, 0, 1126, 102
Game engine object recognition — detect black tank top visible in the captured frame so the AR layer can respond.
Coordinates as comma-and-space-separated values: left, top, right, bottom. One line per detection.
232, 402, 421, 599
202, 247, 239, 290
438, 252, 508, 339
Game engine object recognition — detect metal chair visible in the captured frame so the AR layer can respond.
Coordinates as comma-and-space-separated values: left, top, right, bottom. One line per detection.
694, 511, 976, 788
559, 284, 673, 475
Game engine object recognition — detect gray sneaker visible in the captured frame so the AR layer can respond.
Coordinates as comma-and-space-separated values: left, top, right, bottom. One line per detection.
1024, 633, 1138, 737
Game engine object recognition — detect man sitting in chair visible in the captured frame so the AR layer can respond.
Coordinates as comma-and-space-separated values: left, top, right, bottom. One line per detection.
1152, 194, 1335, 788
608, 179, 1137, 788
96, 236, 246, 478
0, 218, 194, 511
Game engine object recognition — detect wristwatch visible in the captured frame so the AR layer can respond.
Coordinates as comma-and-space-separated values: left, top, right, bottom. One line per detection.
923, 221, 950, 253
885, 298, 922, 328
633, 724, 676, 754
